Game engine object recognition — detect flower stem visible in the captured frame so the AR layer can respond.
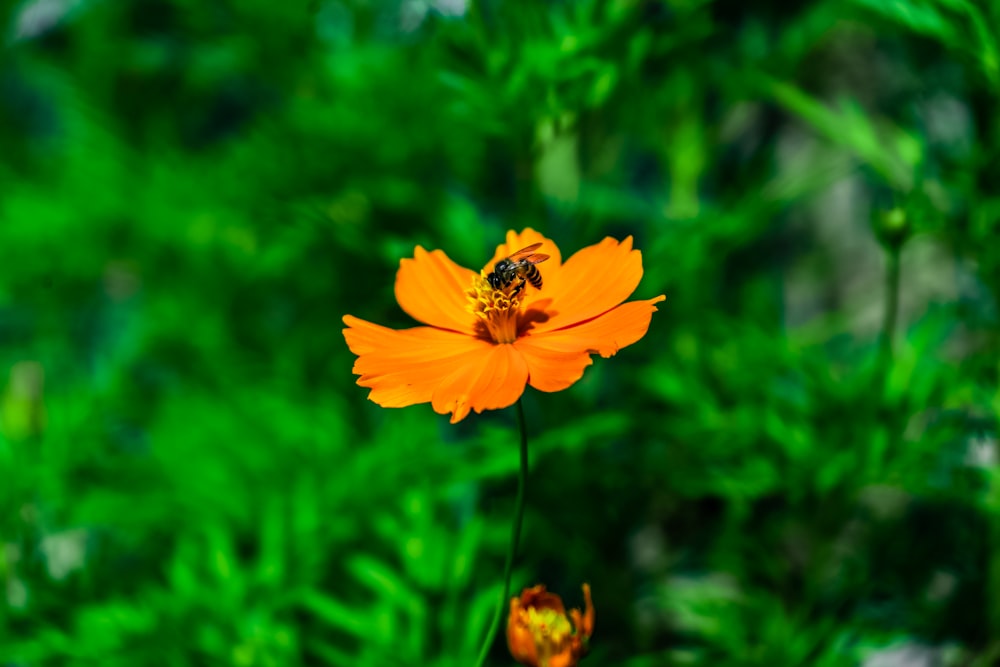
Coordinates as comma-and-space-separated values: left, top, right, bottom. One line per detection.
879, 245, 901, 363
474, 398, 529, 667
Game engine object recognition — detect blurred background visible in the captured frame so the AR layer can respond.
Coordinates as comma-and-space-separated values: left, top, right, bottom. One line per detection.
2, 0, 1000, 665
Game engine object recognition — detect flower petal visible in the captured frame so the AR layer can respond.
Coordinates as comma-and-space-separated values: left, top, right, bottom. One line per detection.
343, 315, 490, 411
395, 246, 478, 334
512, 338, 594, 393
517, 585, 567, 615
507, 596, 540, 666
571, 583, 594, 640
431, 342, 529, 423
526, 236, 645, 334
515, 296, 665, 392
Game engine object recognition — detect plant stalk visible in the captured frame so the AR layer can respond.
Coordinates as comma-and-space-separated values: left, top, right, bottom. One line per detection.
880, 246, 901, 363
474, 399, 529, 667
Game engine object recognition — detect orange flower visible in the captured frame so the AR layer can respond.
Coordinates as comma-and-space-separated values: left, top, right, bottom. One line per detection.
507, 583, 594, 667
342, 229, 664, 423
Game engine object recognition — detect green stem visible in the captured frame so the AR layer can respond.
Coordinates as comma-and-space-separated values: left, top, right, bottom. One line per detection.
474, 399, 529, 667
880, 246, 901, 363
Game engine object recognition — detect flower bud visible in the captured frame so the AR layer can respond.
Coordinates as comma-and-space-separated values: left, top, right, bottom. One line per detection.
873, 206, 911, 250
507, 583, 594, 667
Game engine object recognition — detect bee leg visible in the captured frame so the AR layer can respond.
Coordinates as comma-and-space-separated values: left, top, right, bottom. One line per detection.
510, 280, 525, 298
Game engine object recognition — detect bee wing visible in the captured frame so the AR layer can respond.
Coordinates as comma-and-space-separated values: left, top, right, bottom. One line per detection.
507, 243, 549, 264
506, 243, 543, 261
520, 252, 549, 265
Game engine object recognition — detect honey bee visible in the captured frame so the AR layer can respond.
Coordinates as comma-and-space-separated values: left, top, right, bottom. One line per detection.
486, 243, 550, 297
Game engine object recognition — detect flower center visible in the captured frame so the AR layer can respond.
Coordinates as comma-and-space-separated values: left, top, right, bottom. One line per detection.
525, 606, 572, 666
467, 273, 523, 344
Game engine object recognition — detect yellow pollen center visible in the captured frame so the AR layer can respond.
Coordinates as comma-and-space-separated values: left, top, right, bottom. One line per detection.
467, 273, 524, 344
525, 606, 572, 666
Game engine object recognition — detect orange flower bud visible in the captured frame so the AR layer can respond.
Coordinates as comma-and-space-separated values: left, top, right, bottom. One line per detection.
507, 583, 594, 667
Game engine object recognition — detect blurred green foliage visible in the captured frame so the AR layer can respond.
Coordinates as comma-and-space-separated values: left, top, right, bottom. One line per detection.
2, 0, 1000, 665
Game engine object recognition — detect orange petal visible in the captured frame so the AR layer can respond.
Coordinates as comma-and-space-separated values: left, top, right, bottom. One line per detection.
527, 236, 645, 334
507, 596, 539, 666
512, 336, 593, 393
343, 315, 491, 414
395, 246, 478, 334
570, 583, 594, 639
546, 651, 579, 667
431, 342, 529, 423
515, 296, 665, 392
516, 584, 568, 615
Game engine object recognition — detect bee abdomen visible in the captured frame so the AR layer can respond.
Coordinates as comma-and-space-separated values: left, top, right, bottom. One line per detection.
525, 265, 543, 289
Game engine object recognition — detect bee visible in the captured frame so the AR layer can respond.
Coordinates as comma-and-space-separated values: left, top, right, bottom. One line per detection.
486, 243, 550, 297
